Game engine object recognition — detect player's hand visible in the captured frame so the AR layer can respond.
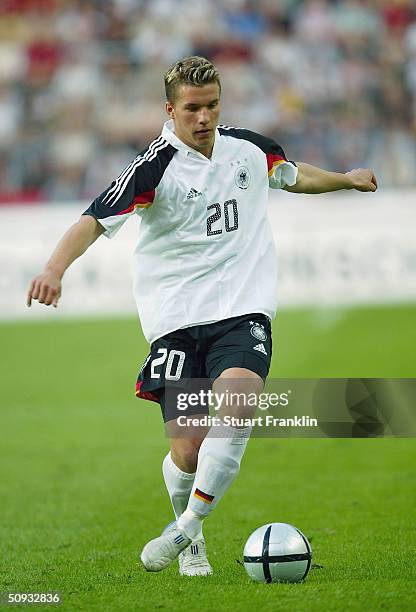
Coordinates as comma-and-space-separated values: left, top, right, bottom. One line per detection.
345, 168, 378, 192
27, 270, 62, 308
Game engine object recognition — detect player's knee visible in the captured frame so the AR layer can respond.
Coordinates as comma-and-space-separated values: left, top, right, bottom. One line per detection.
171, 438, 203, 473
219, 383, 259, 419
213, 370, 263, 419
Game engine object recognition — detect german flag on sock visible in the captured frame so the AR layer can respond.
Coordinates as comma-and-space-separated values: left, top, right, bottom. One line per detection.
194, 488, 214, 504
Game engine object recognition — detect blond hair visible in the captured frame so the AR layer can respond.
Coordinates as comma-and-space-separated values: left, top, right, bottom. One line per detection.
164, 56, 221, 102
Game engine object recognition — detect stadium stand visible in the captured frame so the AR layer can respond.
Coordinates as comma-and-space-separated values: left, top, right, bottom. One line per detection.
0, 0, 415, 203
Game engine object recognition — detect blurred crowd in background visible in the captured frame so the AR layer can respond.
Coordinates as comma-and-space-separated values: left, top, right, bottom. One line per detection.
1, 0, 416, 203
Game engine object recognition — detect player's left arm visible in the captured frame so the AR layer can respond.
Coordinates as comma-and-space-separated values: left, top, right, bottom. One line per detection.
284, 162, 378, 194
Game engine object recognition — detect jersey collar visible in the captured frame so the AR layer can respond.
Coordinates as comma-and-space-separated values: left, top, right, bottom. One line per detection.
161, 120, 220, 161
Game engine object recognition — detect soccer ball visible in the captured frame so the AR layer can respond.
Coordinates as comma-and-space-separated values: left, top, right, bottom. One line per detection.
243, 522, 312, 583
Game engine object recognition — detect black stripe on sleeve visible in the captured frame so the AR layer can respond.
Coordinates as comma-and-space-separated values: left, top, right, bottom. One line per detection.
83, 141, 177, 220
218, 125, 289, 160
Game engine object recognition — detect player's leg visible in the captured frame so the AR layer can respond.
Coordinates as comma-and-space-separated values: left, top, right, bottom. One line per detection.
163, 432, 213, 576
137, 332, 214, 574
157, 372, 262, 573
136, 331, 198, 566
141, 314, 271, 572
175, 314, 271, 539
141, 368, 262, 572
159, 385, 210, 522
162, 434, 203, 520
176, 368, 263, 539
145, 407, 212, 574
136, 331, 201, 519
141, 429, 213, 574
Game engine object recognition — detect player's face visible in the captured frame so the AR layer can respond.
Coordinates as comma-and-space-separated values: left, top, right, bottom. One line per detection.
166, 83, 221, 158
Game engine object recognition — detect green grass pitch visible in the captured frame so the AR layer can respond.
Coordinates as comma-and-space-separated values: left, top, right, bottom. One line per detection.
1, 305, 415, 611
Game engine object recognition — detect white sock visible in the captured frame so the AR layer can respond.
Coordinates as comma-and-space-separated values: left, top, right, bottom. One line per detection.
177, 421, 251, 539
162, 452, 195, 519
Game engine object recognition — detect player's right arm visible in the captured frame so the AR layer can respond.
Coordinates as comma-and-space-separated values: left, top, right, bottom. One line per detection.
27, 215, 104, 308
27, 136, 175, 309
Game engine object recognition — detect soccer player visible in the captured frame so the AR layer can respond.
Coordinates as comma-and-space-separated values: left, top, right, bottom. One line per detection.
27, 56, 377, 576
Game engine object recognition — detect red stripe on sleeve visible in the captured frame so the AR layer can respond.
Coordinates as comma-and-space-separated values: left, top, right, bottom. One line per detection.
133, 189, 155, 206
266, 153, 285, 173
116, 189, 156, 215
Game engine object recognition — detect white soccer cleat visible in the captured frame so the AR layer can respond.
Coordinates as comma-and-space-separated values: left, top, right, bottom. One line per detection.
140, 526, 191, 572
179, 539, 213, 576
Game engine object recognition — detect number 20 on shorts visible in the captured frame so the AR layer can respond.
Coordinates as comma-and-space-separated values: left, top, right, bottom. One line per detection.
151, 348, 186, 380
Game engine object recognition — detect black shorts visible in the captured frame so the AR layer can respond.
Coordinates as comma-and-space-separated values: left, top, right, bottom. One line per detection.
135, 313, 272, 422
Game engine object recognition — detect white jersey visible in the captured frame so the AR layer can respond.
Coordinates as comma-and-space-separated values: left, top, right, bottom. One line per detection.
84, 120, 298, 343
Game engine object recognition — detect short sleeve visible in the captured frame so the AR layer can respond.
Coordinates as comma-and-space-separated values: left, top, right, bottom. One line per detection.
217, 127, 298, 191
266, 148, 298, 190
83, 179, 155, 239
82, 139, 177, 238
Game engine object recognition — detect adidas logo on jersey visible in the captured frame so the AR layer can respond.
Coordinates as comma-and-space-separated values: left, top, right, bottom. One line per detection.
253, 343, 267, 355
186, 187, 202, 199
